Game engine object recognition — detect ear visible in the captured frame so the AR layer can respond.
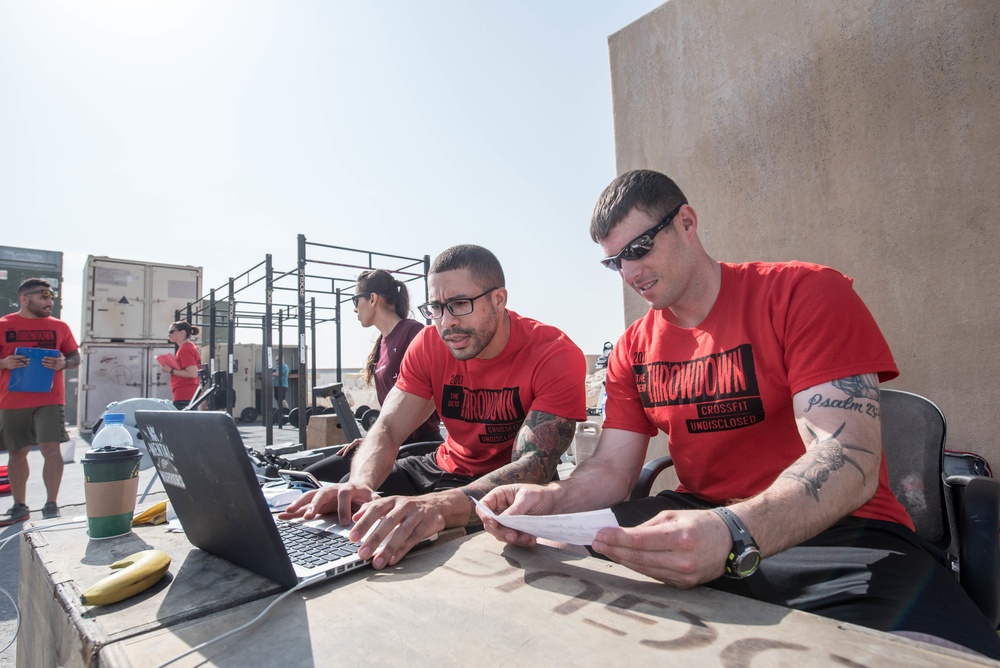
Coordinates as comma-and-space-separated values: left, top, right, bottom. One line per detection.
675, 204, 698, 236
493, 287, 508, 311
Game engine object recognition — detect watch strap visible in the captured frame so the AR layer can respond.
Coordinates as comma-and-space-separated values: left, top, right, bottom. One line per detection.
711, 506, 760, 578
711, 506, 755, 543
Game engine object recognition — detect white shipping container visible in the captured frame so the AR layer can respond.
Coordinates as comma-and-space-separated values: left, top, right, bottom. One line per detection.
201, 343, 301, 422
83, 257, 202, 342
149, 263, 202, 336
77, 343, 176, 434
202, 343, 264, 422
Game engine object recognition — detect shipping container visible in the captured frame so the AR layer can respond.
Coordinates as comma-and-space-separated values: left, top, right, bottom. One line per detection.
202, 343, 302, 422
77, 342, 176, 435
82, 256, 202, 342
0, 245, 63, 317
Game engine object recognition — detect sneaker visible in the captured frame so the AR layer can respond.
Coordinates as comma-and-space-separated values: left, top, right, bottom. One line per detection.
42, 502, 60, 519
0, 503, 30, 526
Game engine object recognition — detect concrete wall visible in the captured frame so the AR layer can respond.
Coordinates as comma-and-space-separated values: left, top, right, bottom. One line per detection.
607, 0, 1000, 476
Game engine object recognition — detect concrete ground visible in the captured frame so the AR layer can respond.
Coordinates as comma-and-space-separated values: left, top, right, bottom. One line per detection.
0, 422, 577, 666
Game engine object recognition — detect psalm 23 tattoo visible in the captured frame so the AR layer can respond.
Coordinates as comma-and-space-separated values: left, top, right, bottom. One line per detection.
804, 374, 881, 419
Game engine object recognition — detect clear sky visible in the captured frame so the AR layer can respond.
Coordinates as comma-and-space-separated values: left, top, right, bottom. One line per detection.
0, 0, 664, 369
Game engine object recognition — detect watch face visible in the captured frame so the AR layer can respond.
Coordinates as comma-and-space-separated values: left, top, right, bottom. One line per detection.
733, 548, 761, 578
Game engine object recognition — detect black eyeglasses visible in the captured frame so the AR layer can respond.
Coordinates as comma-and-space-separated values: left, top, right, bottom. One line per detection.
24, 289, 58, 299
600, 203, 685, 271
351, 292, 374, 308
167, 329, 178, 334
418, 287, 500, 320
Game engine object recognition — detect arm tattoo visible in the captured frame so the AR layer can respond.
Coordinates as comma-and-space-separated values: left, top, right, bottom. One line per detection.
804, 374, 881, 419
780, 422, 873, 502
833, 374, 880, 401
464, 411, 576, 500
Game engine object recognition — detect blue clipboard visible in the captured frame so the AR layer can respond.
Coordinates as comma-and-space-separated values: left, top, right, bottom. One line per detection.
8, 347, 60, 393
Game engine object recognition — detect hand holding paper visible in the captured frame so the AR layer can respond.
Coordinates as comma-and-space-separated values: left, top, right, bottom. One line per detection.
474, 498, 619, 546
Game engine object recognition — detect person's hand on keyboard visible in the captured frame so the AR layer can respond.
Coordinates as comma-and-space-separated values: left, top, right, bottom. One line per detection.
349, 490, 465, 569
278, 482, 377, 526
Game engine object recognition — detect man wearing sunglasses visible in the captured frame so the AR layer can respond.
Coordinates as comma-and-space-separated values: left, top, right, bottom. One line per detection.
477, 170, 1000, 659
0, 278, 80, 526
281, 244, 587, 569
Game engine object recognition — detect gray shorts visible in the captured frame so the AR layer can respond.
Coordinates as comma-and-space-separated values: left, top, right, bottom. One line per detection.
0, 405, 70, 452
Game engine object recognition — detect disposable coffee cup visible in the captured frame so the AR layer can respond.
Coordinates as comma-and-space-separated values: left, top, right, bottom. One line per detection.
82, 445, 143, 539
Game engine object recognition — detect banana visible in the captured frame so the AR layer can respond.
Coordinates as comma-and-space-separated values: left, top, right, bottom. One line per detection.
81, 549, 171, 606
132, 500, 168, 526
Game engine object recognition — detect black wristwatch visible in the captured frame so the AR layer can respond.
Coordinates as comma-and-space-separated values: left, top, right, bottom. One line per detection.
711, 506, 761, 579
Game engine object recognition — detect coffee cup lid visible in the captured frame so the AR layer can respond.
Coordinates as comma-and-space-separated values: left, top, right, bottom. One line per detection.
83, 445, 141, 460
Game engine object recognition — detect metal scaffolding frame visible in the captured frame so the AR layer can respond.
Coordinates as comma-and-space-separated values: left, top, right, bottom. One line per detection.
178, 237, 430, 446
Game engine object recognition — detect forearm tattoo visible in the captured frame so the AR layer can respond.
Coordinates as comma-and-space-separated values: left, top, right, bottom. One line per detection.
780, 423, 874, 502
804, 374, 881, 419
465, 411, 575, 499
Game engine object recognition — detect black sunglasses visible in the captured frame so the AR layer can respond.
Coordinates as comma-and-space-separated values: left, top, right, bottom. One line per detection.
351, 292, 374, 308
600, 203, 685, 271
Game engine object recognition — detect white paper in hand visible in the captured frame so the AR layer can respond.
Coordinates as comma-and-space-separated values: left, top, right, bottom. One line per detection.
474, 498, 619, 546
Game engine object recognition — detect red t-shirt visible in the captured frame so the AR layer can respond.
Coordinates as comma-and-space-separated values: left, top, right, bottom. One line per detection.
604, 262, 911, 528
170, 341, 201, 402
395, 310, 587, 477
0, 314, 79, 409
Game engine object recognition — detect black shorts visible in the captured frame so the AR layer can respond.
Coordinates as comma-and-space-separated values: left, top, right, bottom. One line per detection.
611, 491, 1000, 659
307, 449, 475, 496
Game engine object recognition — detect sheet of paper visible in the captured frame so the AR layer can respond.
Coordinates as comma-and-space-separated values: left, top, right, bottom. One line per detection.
473, 498, 619, 546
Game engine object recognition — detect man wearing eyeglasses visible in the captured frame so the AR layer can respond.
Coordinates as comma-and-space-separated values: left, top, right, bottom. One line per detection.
476, 170, 1000, 659
0, 278, 81, 526
281, 244, 586, 568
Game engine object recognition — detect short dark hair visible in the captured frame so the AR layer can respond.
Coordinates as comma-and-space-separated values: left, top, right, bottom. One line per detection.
590, 170, 688, 243
17, 278, 51, 296
429, 244, 505, 290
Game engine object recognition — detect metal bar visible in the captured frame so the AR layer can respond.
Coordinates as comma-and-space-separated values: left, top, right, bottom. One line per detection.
297, 234, 308, 445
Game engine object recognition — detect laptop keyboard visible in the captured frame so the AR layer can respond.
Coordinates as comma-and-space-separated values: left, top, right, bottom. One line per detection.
276, 519, 362, 568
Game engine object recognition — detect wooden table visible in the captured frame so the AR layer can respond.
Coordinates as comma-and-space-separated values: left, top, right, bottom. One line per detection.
17, 520, 995, 667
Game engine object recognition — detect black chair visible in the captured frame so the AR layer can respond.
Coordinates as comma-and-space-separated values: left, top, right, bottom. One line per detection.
629, 388, 1000, 628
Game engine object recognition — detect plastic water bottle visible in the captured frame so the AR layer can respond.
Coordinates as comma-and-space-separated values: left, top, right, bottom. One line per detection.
92, 413, 134, 449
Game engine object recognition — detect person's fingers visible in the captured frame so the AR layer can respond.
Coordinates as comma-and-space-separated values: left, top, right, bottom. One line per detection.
278, 489, 318, 518
336, 486, 362, 525
352, 502, 394, 558
480, 517, 538, 547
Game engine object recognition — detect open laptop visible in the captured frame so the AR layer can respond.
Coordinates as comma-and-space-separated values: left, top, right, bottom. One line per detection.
134, 410, 371, 588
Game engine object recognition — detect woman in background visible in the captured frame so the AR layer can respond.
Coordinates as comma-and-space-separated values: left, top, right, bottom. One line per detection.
308, 269, 441, 481
161, 321, 201, 410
